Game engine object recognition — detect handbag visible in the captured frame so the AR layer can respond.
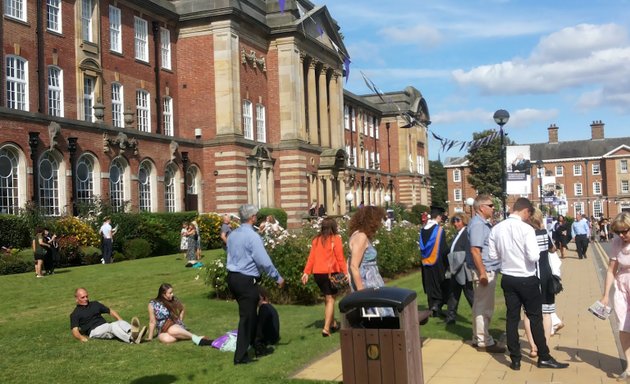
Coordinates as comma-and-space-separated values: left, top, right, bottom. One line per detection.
549, 275, 563, 295
327, 239, 348, 290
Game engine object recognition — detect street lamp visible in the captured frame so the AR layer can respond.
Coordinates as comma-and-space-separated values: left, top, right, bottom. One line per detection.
493, 109, 509, 219
536, 160, 544, 210
466, 197, 475, 218
346, 191, 354, 213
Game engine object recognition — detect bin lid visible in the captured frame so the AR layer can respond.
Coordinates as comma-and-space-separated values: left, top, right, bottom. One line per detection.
338, 287, 417, 313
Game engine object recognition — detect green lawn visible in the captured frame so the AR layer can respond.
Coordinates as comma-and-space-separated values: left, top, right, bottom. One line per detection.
0, 251, 506, 384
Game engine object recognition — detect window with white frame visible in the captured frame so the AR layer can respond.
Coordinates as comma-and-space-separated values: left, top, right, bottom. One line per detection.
76, 155, 94, 205
372, 152, 376, 169
345, 145, 352, 166
555, 165, 563, 176
47, 66, 63, 117
454, 189, 462, 201
47, 0, 61, 33
622, 180, 629, 194
368, 116, 374, 137
593, 181, 601, 195
593, 200, 603, 218
138, 162, 152, 212
163, 97, 173, 136
160, 28, 171, 70
81, 0, 94, 42
242, 100, 253, 140
256, 104, 266, 142
622, 160, 628, 173
111, 83, 123, 128
352, 147, 357, 167
0, 146, 20, 215
39, 152, 60, 216
573, 164, 582, 176
186, 167, 198, 195
351, 109, 356, 132
374, 117, 380, 139
5, 0, 26, 21
592, 163, 600, 175
363, 113, 368, 136
344, 106, 350, 130
83, 76, 95, 122
574, 202, 584, 216
574, 183, 583, 196
134, 17, 149, 62
417, 155, 425, 175
365, 150, 370, 169
136, 90, 150, 132
453, 169, 461, 182
109, 159, 125, 212
164, 165, 176, 212
109, 6, 122, 53
6, 56, 28, 111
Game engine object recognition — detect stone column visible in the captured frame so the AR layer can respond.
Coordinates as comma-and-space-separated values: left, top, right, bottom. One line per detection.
329, 71, 343, 148
307, 60, 318, 145
318, 66, 330, 148
213, 21, 241, 135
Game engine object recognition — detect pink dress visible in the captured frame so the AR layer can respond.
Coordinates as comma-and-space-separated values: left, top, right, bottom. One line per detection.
611, 236, 630, 332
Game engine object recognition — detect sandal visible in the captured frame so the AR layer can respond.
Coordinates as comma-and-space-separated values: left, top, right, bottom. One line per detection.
618, 371, 630, 381
330, 323, 341, 333
322, 329, 331, 337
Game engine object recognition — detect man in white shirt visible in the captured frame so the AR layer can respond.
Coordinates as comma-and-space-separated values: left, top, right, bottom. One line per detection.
99, 217, 114, 264
488, 198, 568, 371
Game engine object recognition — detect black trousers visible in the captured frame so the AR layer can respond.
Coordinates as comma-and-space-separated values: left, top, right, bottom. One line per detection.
501, 274, 550, 362
575, 234, 589, 259
227, 272, 260, 364
102, 238, 113, 263
447, 278, 474, 316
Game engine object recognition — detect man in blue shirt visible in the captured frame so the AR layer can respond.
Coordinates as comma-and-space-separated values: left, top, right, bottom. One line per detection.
227, 204, 284, 365
571, 213, 590, 259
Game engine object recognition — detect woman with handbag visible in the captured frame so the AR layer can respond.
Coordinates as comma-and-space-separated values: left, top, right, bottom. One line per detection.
301, 218, 348, 337
147, 283, 211, 345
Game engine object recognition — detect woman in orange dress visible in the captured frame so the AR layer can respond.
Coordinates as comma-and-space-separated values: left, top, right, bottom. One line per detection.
301, 218, 348, 337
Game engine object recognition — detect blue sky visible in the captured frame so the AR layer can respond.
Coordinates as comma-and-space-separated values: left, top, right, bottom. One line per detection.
325, 0, 630, 161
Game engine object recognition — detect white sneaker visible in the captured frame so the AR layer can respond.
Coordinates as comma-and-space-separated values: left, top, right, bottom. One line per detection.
101, 258, 105, 264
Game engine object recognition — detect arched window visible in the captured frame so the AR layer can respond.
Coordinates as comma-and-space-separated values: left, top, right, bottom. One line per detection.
138, 162, 152, 212
164, 164, 177, 212
186, 166, 198, 195
0, 146, 20, 214
109, 159, 126, 212
76, 155, 94, 205
39, 152, 60, 216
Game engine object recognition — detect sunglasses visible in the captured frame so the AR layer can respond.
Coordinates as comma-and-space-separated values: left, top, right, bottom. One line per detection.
451, 218, 461, 223
615, 228, 630, 236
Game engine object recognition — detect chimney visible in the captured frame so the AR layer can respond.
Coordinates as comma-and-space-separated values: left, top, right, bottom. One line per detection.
547, 123, 559, 144
591, 120, 605, 140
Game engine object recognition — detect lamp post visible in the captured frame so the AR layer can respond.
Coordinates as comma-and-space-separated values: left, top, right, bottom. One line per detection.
345, 191, 354, 213
536, 160, 544, 210
466, 197, 475, 218
493, 109, 510, 219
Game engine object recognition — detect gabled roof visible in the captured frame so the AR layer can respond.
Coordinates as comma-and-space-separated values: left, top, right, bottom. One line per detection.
603, 144, 630, 158
530, 137, 630, 162
443, 156, 468, 168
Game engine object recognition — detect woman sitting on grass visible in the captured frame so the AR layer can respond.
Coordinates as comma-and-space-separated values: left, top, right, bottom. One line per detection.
147, 283, 211, 346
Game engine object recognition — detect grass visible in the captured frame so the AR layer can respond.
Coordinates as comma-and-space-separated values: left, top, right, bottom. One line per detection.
0, 251, 506, 384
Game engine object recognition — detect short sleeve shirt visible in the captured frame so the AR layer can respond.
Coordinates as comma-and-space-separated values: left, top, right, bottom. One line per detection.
70, 301, 109, 335
468, 214, 500, 271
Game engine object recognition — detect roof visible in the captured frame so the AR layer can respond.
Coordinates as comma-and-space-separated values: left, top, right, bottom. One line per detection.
530, 137, 630, 162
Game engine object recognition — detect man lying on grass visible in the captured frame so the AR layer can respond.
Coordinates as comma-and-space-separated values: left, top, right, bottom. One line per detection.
70, 287, 146, 343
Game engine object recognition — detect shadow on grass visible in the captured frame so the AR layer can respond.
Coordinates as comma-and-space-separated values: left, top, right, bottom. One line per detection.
130, 374, 178, 384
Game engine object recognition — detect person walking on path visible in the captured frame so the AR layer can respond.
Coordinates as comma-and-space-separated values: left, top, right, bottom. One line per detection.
301, 217, 348, 337
99, 217, 115, 264
553, 215, 570, 259
599, 212, 630, 381
419, 207, 449, 319
468, 194, 505, 353
488, 197, 569, 371
572, 213, 590, 259
445, 213, 474, 325
226, 204, 284, 365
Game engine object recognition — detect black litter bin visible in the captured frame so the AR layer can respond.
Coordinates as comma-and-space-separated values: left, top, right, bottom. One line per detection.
338, 287, 426, 384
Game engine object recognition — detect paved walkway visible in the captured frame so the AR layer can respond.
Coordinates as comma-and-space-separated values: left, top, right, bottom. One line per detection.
292, 242, 625, 383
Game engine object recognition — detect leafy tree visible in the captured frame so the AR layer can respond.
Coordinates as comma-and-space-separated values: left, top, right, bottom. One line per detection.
429, 160, 447, 211
467, 129, 514, 197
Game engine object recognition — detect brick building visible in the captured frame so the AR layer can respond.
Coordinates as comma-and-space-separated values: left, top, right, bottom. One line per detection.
444, 121, 630, 219
0, 0, 431, 227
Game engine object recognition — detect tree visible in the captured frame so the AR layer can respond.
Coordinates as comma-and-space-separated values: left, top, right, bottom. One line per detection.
429, 160, 447, 211
467, 129, 514, 197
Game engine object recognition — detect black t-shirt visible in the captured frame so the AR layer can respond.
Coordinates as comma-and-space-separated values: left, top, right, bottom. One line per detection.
70, 301, 110, 335
256, 303, 280, 345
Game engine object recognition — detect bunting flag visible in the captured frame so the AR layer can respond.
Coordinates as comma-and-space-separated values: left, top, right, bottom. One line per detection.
344, 57, 351, 83
279, 0, 285, 13
429, 130, 501, 154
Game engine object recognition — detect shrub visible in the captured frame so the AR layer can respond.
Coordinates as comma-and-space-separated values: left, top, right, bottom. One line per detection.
196, 213, 223, 250
0, 215, 30, 249
205, 255, 230, 299
57, 235, 81, 266
109, 213, 170, 255
0, 254, 33, 275
374, 223, 421, 278
257, 208, 288, 229
123, 238, 152, 260
79, 246, 102, 265
52, 216, 101, 248
113, 250, 126, 262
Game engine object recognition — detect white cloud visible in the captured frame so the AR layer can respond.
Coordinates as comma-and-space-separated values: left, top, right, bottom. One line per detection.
452, 23, 630, 98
